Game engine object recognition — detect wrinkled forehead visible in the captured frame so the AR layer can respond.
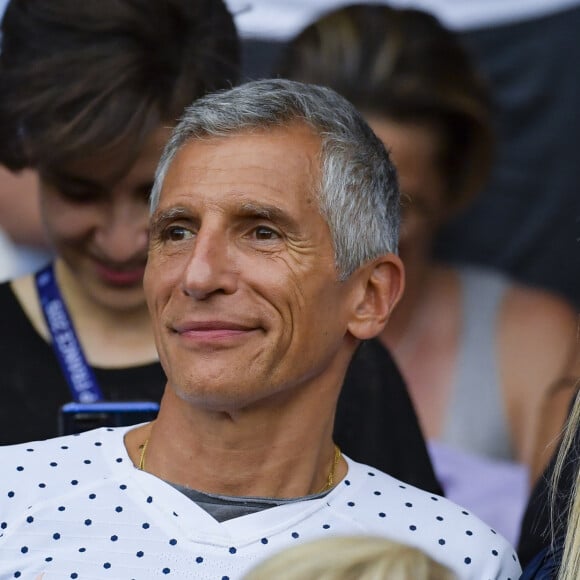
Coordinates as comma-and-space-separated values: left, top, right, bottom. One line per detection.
154, 125, 327, 230
165, 123, 322, 189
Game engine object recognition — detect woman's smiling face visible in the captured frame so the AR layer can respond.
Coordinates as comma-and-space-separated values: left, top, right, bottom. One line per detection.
39, 126, 171, 312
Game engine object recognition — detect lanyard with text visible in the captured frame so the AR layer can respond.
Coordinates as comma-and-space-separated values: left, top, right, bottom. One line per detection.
35, 263, 104, 403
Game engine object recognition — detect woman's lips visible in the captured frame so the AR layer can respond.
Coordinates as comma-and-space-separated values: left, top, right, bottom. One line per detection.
94, 262, 146, 286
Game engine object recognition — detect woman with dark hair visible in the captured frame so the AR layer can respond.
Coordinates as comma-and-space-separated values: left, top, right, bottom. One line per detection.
278, 2, 579, 544
0, 0, 240, 443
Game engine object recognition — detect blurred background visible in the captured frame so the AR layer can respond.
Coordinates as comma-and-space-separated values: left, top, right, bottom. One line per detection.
1, 0, 579, 309
227, 0, 580, 309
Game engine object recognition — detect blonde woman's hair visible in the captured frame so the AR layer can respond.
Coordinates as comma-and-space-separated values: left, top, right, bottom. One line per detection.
553, 388, 580, 580
243, 535, 457, 580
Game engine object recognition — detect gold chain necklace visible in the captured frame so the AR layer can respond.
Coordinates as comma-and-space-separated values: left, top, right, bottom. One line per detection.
319, 443, 342, 493
138, 440, 342, 493
138, 438, 149, 471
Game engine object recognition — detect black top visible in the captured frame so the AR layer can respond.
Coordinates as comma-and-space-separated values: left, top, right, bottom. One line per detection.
336, 339, 442, 495
0, 281, 441, 495
0, 282, 166, 445
519, 537, 563, 579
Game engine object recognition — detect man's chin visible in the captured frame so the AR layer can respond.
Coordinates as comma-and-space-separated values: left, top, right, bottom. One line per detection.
170, 380, 267, 414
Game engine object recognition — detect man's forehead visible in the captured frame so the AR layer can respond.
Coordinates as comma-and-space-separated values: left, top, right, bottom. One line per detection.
159, 124, 322, 199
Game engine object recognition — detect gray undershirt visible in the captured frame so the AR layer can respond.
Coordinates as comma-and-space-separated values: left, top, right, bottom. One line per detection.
169, 481, 330, 522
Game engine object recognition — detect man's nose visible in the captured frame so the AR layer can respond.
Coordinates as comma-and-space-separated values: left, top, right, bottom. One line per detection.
95, 201, 149, 262
181, 226, 238, 300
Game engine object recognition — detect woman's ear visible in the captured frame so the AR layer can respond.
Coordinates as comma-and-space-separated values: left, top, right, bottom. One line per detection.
347, 253, 405, 340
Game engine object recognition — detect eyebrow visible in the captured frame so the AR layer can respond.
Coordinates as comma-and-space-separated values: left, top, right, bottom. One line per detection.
149, 201, 302, 234
153, 206, 190, 221
150, 207, 191, 234
238, 202, 300, 232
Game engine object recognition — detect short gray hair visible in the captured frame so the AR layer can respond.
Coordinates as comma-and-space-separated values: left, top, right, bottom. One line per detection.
151, 78, 400, 280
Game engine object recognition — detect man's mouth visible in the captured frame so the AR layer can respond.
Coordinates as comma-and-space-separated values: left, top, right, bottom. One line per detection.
173, 320, 259, 342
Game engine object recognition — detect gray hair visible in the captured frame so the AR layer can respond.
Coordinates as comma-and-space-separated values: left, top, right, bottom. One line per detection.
151, 78, 400, 280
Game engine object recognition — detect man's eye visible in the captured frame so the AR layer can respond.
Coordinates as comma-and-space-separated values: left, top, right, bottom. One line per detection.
253, 226, 279, 240
165, 226, 194, 241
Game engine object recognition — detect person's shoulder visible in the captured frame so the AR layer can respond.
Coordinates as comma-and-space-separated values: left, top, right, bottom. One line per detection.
7, 273, 45, 329
336, 457, 521, 579
343, 457, 497, 527
454, 264, 509, 293
504, 282, 577, 332
0, 426, 127, 455
500, 279, 578, 379
0, 273, 47, 346
0, 428, 129, 510
460, 265, 578, 371
455, 264, 576, 323
0, 275, 21, 304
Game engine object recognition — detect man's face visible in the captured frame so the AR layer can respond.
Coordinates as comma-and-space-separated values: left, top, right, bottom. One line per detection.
144, 124, 361, 411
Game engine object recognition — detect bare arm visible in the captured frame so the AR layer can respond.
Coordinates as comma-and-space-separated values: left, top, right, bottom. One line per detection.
530, 374, 578, 483
0, 165, 48, 247
499, 284, 579, 480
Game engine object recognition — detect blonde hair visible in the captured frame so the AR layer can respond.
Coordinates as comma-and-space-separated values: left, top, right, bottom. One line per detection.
243, 535, 456, 580
553, 388, 580, 579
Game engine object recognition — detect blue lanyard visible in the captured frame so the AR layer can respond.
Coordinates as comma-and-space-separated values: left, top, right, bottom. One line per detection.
35, 263, 104, 403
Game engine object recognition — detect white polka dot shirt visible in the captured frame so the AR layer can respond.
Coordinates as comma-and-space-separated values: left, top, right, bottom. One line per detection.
0, 427, 521, 579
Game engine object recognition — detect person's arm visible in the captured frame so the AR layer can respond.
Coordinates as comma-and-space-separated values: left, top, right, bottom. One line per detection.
499, 284, 579, 479
0, 165, 48, 247
530, 375, 578, 483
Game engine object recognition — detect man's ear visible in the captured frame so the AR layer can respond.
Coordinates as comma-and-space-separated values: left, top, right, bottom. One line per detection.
347, 253, 405, 340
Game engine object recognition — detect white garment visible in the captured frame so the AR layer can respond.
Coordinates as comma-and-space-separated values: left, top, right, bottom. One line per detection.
225, 0, 580, 40
0, 229, 50, 283
0, 426, 521, 579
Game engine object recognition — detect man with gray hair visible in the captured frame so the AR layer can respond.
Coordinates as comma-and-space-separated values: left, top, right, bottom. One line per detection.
0, 79, 520, 579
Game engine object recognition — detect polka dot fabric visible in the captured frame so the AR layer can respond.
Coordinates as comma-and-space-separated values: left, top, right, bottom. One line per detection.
0, 427, 521, 579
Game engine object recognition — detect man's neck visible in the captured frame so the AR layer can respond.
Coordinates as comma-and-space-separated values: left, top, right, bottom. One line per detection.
125, 388, 347, 499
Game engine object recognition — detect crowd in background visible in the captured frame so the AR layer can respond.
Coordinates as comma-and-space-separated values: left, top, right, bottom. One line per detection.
0, 0, 579, 578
